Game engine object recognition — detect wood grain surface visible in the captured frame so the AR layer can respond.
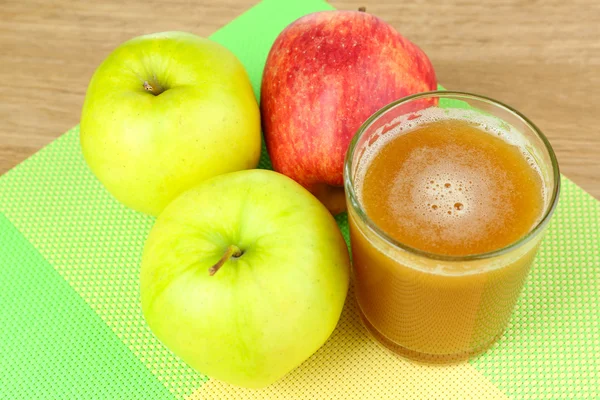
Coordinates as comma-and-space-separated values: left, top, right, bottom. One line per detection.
1, 0, 599, 198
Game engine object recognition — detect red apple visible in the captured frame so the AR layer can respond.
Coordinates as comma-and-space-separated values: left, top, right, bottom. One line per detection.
261, 10, 437, 214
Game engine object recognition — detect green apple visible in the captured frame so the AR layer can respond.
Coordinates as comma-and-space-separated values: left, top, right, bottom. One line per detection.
81, 31, 261, 215
140, 169, 350, 388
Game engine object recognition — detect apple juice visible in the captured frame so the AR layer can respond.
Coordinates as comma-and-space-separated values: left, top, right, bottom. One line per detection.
347, 110, 552, 362
360, 119, 544, 256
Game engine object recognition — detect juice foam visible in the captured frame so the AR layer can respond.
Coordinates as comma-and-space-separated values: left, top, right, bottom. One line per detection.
355, 108, 545, 258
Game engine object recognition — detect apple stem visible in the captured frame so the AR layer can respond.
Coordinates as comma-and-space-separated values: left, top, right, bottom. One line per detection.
208, 245, 243, 276
358, 6, 366, 12
143, 78, 164, 96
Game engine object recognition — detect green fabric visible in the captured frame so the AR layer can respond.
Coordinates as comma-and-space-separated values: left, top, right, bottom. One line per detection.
0, 212, 175, 399
471, 177, 600, 398
0, 0, 598, 398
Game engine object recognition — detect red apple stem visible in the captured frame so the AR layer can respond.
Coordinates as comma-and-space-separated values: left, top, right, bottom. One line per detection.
208, 244, 243, 276
358, 6, 366, 12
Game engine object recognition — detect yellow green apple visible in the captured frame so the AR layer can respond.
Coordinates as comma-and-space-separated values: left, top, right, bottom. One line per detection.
81, 31, 261, 215
140, 169, 350, 388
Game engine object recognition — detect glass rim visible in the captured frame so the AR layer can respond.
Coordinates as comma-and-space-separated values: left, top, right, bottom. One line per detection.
344, 90, 561, 262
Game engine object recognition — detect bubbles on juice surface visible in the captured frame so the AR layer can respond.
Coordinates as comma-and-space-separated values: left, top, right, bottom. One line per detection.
401, 153, 501, 239
355, 107, 545, 204
354, 108, 546, 260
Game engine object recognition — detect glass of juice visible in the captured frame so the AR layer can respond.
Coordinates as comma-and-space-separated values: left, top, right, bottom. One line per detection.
344, 91, 560, 363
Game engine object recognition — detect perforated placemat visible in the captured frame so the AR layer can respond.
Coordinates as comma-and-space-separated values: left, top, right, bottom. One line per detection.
1, 0, 598, 398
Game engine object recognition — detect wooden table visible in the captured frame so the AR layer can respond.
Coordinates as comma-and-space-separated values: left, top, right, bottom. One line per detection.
1, 0, 599, 198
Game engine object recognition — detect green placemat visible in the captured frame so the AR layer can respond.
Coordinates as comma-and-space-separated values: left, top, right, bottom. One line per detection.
0, 0, 598, 398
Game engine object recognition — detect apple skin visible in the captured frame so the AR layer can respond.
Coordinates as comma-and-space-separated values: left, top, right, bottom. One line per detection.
140, 169, 350, 388
81, 31, 261, 216
261, 11, 437, 214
